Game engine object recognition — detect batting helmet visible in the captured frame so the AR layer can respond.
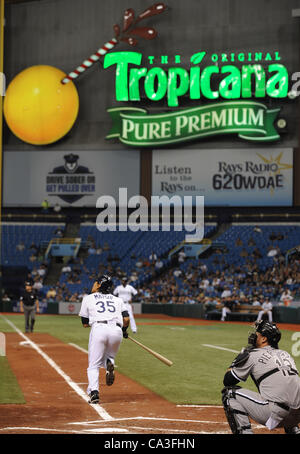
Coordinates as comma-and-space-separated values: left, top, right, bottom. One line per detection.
96, 274, 113, 294
254, 320, 281, 349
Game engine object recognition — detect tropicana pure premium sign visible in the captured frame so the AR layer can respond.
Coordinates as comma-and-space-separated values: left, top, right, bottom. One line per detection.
104, 50, 289, 146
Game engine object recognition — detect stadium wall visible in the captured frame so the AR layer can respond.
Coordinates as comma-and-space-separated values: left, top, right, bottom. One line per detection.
1, 301, 300, 324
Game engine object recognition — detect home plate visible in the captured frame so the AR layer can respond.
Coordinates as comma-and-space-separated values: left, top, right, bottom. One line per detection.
83, 428, 129, 433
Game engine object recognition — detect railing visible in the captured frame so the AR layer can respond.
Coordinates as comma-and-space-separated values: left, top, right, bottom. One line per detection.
45, 237, 81, 259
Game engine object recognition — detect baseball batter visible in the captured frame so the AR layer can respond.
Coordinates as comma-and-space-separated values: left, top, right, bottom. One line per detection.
114, 278, 138, 333
79, 274, 130, 404
222, 320, 300, 434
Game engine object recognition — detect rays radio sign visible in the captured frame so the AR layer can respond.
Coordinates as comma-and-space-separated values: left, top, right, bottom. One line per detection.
46, 154, 96, 204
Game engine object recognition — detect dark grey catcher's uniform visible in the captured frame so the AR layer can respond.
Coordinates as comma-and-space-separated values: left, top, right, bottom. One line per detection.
222, 321, 300, 434
227, 346, 300, 432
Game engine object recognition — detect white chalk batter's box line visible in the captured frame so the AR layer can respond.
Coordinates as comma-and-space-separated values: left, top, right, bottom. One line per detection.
0, 426, 231, 434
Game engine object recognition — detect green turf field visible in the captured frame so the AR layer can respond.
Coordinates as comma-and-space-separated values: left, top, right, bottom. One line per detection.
0, 314, 299, 405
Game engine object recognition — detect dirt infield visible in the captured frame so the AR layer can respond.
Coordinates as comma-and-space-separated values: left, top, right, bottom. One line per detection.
0, 316, 294, 435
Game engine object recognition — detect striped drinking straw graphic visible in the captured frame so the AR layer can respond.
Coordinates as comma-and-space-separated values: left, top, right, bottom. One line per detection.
61, 38, 118, 84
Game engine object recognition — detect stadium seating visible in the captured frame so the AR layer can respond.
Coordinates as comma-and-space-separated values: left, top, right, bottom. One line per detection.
51, 223, 218, 296
174, 223, 300, 301
1, 223, 65, 269
2, 221, 300, 303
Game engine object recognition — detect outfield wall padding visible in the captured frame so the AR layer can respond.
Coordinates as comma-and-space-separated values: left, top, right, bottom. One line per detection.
142, 303, 205, 319
1, 302, 300, 324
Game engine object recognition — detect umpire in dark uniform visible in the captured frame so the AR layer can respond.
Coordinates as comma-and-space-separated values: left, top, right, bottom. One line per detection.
20, 280, 40, 333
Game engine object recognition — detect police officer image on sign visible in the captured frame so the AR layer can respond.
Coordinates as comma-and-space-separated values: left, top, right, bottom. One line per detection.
222, 320, 300, 434
20, 280, 40, 333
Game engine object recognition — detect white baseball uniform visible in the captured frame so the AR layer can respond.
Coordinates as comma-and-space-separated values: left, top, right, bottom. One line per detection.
114, 284, 138, 333
257, 301, 273, 322
79, 291, 127, 395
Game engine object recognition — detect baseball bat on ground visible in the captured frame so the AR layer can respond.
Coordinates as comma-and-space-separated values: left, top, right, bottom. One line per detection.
127, 336, 173, 367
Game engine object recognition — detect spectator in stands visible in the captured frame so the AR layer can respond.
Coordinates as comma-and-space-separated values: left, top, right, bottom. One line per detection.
41, 199, 49, 213
54, 227, 64, 237
37, 264, 47, 279
30, 267, 38, 278
2, 293, 11, 302
55, 289, 64, 302
46, 287, 57, 302
33, 277, 43, 292
155, 258, 164, 271
199, 262, 208, 274
212, 276, 221, 290
173, 268, 182, 278
141, 288, 152, 301
16, 241, 25, 252
199, 278, 210, 291
29, 242, 39, 253
53, 203, 62, 214
178, 250, 186, 264
235, 237, 243, 246
252, 296, 262, 307
69, 292, 80, 302
143, 257, 151, 267
253, 225, 262, 234
61, 264, 72, 274
29, 253, 37, 263
252, 248, 262, 259
221, 286, 232, 299
96, 245, 103, 255
135, 257, 143, 268
267, 245, 280, 257
87, 245, 96, 255
149, 251, 158, 263
286, 276, 294, 286
203, 296, 218, 313
79, 288, 89, 300
130, 271, 139, 282
240, 248, 248, 258
103, 242, 110, 251
248, 237, 256, 246
280, 289, 294, 307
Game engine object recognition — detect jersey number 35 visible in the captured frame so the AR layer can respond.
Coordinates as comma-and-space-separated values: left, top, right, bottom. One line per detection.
96, 301, 116, 314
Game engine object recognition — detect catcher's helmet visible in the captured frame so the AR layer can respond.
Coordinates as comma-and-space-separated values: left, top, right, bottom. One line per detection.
255, 320, 281, 349
96, 274, 113, 294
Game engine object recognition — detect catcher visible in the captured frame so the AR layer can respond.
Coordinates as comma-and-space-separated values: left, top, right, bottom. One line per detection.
221, 320, 300, 434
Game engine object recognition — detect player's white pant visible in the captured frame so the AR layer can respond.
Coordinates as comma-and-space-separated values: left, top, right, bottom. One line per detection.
125, 302, 137, 333
257, 311, 273, 322
221, 307, 231, 321
87, 323, 123, 394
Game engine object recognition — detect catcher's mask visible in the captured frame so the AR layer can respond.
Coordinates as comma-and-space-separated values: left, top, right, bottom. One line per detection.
248, 320, 281, 349
96, 274, 113, 294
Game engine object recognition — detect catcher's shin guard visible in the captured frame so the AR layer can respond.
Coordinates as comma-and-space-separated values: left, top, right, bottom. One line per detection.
221, 387, 252, 434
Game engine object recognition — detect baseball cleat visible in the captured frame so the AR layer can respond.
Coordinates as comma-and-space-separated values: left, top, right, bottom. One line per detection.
106, 359, 115, 386
88, 390, 99, 404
